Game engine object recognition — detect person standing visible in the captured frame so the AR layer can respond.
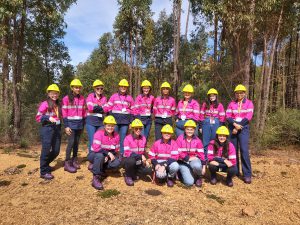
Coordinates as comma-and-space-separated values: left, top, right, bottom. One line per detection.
226, 84, 254, 184
62, 79, 86, 173
105, 79, 134, 155
36, 84, 62, 180
175, 84, 200, 137
132, 80, 155, 141
86, 79, 107, 154
153, 82, 176, 140
199, 88, 225, 159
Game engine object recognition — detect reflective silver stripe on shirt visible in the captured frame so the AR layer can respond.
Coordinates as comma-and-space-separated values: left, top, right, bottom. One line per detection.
112, 110, 130, 114
87, 113, 103, 117
67, 116, 83, 120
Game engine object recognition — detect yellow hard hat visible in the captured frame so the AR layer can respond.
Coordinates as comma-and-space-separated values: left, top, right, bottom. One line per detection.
141, 80, 152, 87
207, 88, 218, 95
161, 124, 174, 134
103, 115, 117, 125
234, 84, 247, 92
216, 126, 230, 136
184, 120, 197, 128
161, 82, 171, 89
182, 84, 194, 93
46, 84, 60, 93
93, 79, 104, 87
119, 79, 129, 87
70, 79, 83, 88
131, 119, 143, 128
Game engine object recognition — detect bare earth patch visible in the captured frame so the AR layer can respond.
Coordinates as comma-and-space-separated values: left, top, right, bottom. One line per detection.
0, 144, 299, 225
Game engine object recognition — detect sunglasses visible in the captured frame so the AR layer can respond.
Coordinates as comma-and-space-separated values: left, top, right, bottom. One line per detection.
96, 87, 104, 90
134, 128, 143, 130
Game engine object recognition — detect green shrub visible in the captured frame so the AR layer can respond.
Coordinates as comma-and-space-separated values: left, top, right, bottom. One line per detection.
259, 109, 300, 148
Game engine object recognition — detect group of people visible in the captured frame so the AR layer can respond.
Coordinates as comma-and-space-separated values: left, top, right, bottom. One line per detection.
36, 78, 254, 190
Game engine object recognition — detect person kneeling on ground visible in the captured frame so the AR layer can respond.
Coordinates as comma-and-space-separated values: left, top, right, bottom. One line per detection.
207, 126, 237, 187
123, 119, 152, 186
148, 124, 179, 187
177, 120, 206, 187
88, 115, 121, 190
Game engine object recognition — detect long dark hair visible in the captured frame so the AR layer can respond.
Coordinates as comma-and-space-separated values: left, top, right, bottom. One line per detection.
68, 91, 75, 105
47, 97, 61, 118
213, 137, 229, 159
205, 95, 219, 108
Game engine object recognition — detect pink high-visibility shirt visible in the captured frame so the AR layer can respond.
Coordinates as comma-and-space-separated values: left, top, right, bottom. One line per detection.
123, 134, 147, 158
176, 134, 205, 161
207, 140, 237, 165
91, 129, 120, 153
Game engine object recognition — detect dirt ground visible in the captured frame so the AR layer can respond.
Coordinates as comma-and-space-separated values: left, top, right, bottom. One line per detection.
0, 144, 299, 225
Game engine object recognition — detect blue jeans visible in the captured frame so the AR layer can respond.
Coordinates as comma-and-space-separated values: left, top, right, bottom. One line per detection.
155, 161, 179, 179
142, 119, 152, 141
202, 118, 220, 159
40, 125, 61, 175
87, 152, 121, 175
229, 125, 252, 177
86, 123, 103, 153
179, 158, 202, 186
114, 124, 129, 155
175, 120, 199, 138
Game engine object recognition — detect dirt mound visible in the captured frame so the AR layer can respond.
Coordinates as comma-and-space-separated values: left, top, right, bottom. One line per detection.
0, 144, 299, 224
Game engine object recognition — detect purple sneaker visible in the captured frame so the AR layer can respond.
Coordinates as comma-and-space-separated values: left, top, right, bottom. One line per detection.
124, 176, 134, 186
40, 173, 54, 180
195, 178, 202, 187
244, 177, 251, 184
64, 160, 77, 173
72, 157, 81, 169
226, 178, 234, 187
210, 177, 217, 185
88, 163, 93, 171
92, 175, 103, 190
167, 178, 174, 187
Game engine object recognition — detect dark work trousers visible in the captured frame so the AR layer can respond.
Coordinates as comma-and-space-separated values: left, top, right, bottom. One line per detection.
65, 129, 82, 161
208, 164, 237, 181
40, 125, 61, 175
229, 125, 252, 177
123, 156, 152, 178
87, 152, 121, 176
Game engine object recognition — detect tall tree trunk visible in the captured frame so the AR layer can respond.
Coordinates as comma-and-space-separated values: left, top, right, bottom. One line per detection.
293, 30, 299, 108
243, 0, 255, 90
173, 0, 181, 101
259, 6, 283, 132
184, 0, 190, 41
12, 0, 27, 141
134, 32, 139, 97
285, 34, 293, 108
213, 12, 218, 62
255, 35, 267, 130
129, 31, 133, 95
1, 16, 10, 110
296, 28, 300, 108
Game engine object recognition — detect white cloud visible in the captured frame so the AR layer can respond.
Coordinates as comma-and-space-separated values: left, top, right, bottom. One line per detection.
64, 0, 197, 65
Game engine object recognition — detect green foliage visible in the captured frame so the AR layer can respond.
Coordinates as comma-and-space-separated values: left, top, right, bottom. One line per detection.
98, 189, 120, 198
259, 109, 300, 148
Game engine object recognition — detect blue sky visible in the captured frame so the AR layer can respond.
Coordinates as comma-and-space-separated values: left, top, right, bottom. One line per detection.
64, 0, 196, 66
